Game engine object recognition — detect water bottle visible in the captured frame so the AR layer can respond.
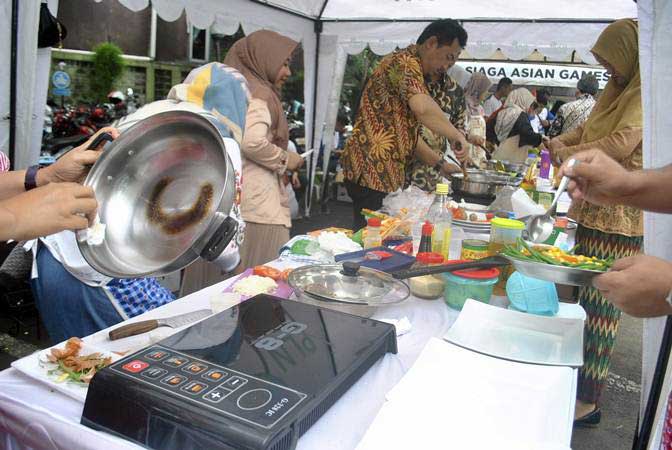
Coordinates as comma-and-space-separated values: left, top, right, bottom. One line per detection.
539, 149, 551, 179
427, 183, 453, 259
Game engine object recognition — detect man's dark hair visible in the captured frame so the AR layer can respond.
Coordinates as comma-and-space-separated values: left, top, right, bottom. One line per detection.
537, 88, 551, 105
417, 19, 468, 48
496, 77, 513, 91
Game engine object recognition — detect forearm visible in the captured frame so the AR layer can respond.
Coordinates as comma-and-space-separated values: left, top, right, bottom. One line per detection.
622, 165, 672, 212
0, 168, 54, 201
415, 136, 443, 167
241, 133, 288, 172
409, 94, 463, 142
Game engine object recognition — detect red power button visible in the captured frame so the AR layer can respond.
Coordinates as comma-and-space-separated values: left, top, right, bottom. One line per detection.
122, 360, 149, 373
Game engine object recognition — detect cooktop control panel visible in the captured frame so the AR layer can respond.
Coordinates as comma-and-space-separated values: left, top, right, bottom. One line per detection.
109, 345, 307, 429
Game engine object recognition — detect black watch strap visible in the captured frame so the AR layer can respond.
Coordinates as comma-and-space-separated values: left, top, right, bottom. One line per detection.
24, 165, 40, 191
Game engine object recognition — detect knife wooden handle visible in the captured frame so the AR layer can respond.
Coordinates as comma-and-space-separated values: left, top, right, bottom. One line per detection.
109, 320, 160, 341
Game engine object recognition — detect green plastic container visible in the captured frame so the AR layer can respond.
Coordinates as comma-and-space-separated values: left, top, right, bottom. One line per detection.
442, 262, 500, 311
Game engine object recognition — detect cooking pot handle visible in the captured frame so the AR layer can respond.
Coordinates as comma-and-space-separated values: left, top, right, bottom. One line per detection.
200, 216, 239, 261
87, 131, 114, 150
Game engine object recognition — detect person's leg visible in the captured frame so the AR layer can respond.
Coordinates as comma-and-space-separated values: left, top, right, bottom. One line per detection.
30, 245, 124, 343
575, 225, 643, 419
240, 223, 290, 268
345, 180, 386, 231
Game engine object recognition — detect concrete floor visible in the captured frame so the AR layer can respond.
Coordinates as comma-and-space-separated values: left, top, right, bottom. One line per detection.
0, 200, 644, 449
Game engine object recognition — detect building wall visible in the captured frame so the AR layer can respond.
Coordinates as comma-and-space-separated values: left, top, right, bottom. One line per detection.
156, 12, 190, 63
57, 0, 151, 56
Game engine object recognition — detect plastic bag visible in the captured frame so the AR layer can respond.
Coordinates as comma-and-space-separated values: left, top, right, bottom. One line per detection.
381, 186, 434, 219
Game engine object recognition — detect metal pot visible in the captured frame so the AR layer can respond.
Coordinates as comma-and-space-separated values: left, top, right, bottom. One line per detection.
485, 159, 529, 174
450, 169, 522, 197
78, 111, 238, 278
287, 262, 410, 317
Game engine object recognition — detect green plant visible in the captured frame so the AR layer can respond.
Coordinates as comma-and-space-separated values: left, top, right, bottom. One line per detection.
90, 43, 125, 102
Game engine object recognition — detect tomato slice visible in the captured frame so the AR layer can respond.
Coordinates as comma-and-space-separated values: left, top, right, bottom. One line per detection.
253, 265, 282, 281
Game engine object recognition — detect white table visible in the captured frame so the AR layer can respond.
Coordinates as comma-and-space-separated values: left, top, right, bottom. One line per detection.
0, 258, 578, 450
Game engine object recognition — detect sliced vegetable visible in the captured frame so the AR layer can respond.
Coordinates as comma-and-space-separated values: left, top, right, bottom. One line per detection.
501, 238, 613, 272
253, 265, 282, 281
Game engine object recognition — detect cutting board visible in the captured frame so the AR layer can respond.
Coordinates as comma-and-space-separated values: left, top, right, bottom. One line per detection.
223, 268, 293, 300
335, 246, 416, 273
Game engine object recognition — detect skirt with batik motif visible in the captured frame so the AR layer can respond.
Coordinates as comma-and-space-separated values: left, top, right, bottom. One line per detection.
576, 224, 643, 404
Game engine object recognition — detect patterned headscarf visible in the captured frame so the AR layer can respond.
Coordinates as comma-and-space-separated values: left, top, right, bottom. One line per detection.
224, 30, 298, 151
580, 19, 642, 143
494, 88, 536, 144
463, 73, 492, 116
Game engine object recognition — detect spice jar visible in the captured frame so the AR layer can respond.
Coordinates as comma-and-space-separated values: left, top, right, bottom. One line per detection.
409, 252, 445, 300
488, 218, 525, 295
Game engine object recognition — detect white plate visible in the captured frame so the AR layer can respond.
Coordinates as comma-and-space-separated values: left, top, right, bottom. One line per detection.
455, 202, 488, 212
443, 300, 584, 367
11, 340, 122, 402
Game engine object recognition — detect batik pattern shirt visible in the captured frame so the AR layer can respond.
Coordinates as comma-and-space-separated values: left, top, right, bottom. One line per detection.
548, 94, 597, 138
406, 74, 467, 192
341, 45, 429, 193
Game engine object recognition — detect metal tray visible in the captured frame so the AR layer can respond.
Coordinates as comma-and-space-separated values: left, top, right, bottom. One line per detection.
444, 300, 584, 367
503, 255, 604, 286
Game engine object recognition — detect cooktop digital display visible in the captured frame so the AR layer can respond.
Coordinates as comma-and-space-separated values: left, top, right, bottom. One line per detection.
82, 295, 397, 450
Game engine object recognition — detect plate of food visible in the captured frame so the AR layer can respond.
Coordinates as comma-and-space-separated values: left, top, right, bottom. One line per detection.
11, 337, 121, 402
501, 239, 614, 286
224, 266, 294, 300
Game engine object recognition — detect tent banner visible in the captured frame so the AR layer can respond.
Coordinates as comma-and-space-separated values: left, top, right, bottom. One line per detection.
455, 61, 609, 89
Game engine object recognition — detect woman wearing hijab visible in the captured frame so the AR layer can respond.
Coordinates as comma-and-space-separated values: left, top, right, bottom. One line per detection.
548, 19, 643, 426
486, 87, 545, 163
224, 31, 304, 268
463, 73, 492, 167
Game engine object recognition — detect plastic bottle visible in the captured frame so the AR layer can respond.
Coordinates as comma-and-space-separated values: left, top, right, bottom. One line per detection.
427, 183, 453, 259
539, 149, 551, 179
418, 221, 433, 254
363, 217, 382, 249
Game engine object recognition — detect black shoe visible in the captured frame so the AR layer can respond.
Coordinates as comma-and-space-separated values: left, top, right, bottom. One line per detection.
573, 408, 601, 428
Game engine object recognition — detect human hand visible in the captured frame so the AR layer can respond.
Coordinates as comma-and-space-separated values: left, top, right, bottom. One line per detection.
40, 127, 120, 185
0, 182, 97, 240
593, 255, 672, 318
439, 161, 461, 178
451, 134, 469, 161
467, 134, 485, 147
286, 151, 304, 171
558, 149, 633, 206
291, 172, 301, 189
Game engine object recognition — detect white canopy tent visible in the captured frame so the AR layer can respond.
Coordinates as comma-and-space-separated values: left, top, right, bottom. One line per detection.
2, 0, 636, 203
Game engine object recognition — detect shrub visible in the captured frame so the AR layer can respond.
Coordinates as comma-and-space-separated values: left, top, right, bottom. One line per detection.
90, 42, 125, 102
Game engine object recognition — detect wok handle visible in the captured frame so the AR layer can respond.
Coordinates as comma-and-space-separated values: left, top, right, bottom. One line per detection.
87, 131, 114, 150
391, 256, 510, 279
200, 216, 238, 261
109, 320, 159, 340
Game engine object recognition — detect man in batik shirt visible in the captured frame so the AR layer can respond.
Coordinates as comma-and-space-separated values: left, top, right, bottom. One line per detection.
406, 74, 467, 192
340, 19, 469, 229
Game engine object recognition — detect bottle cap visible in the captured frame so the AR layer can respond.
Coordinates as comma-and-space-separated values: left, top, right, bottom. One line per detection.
421, 221, 434, 235
435, 183, 449, 195
367, 217, 381, 227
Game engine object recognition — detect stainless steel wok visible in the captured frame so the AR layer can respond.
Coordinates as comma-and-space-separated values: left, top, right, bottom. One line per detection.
450, 169, 522, 197
78, 111, 238, 278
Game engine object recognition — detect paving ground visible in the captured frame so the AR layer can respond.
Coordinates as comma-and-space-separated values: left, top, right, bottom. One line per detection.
0, 200, 642, 449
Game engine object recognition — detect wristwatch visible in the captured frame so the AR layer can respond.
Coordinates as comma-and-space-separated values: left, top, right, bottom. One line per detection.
24, 165, 40, 191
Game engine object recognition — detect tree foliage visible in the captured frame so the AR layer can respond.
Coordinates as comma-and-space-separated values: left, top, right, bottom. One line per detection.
90, 42, 125, 102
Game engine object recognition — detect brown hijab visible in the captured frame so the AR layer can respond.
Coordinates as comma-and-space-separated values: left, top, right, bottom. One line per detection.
224, 30, 298, 150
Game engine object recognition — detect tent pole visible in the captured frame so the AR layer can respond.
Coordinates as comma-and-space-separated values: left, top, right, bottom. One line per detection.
307, 19, 322, 217
9, 0, 19, 168
320, 18, 614, 24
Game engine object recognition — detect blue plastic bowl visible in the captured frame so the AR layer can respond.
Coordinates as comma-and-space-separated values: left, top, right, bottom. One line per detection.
506, 271, 559, 316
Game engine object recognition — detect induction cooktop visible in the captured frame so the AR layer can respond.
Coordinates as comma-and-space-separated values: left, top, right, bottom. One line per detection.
81, 295, 397, 450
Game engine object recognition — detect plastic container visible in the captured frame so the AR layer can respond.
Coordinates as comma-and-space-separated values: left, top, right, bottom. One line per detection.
442, 260, 500, 311
488, 217, 525, 295
506, 271, 559, 316
410, 252, 445, 300
363, 217, 382, 249
427, 183, 452, 259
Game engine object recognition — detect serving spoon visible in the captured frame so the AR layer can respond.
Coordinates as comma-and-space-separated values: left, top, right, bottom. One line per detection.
525, 158, 576, 243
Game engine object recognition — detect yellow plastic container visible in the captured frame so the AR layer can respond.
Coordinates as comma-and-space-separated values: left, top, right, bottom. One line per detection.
488, 218, 525, 295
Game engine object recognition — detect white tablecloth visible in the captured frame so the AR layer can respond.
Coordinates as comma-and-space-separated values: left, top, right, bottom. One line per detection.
0, 258, 578, 450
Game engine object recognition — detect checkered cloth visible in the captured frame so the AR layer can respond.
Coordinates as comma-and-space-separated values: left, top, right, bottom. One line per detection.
106, 277, 175, 319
